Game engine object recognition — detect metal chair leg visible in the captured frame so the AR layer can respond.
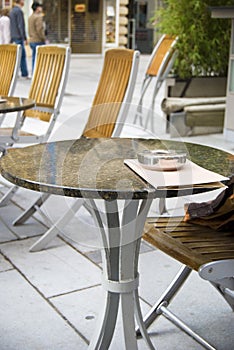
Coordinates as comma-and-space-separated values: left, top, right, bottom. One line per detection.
29, 199, 85, 252
137, 265, 216, 350
0, 185, 19, 206
133, 76, 152, 126
212, 282, 234, 312
136, 265, 192, 335
13, 193, 50, 225
158, 303, 216, 350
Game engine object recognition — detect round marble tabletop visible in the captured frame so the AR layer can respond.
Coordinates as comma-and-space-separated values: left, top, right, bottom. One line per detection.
0, 96, 35, 113
0, 138, 232, 200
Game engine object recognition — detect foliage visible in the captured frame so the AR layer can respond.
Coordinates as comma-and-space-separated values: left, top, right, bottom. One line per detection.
153, 0, 233, 78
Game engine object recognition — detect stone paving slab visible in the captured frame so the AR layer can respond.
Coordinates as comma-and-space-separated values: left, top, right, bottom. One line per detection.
0, 252, 13, 272
0, 269, 86, 350
0, 238, 101, 298
51, 284, 153, 348
139, 249, 234, 350
0, 203, 46, 239
0, 185, 47, 240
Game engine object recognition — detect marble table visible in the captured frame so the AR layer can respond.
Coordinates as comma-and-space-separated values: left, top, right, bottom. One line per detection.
0, 138, 232, 349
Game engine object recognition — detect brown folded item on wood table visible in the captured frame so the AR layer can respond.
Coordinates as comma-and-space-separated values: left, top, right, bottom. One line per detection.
184, 176, 234, 231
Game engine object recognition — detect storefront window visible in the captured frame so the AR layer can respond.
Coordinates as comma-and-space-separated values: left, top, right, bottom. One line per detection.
106, 0, 116, 45
135, 1, 147, 28
43, 0, 69, 44
70, 0, 103, 54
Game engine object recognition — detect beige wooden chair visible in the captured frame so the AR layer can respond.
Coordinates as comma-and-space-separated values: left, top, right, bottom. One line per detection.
0, 45, 70, 146
0, 44, 21, 97
134, 34, 178, 132
82, 48, 140, 138
0, 45, 70, 205
13, 48, 140, 252
0, 44, 21, 128
139, 215, 234, 349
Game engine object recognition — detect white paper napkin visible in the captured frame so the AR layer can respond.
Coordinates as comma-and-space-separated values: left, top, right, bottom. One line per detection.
124, 159, 229, 189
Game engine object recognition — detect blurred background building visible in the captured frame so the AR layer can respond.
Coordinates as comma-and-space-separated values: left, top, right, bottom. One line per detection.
0, 0, 163, 54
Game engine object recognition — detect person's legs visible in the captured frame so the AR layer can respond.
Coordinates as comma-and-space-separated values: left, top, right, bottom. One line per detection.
30, 42, 37, 73
30, 42, 45, 73
20, 42, 29, 77
14, 39, 29, 77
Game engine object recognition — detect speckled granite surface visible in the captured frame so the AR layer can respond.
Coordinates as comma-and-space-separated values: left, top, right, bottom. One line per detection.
0, 138, 232, 200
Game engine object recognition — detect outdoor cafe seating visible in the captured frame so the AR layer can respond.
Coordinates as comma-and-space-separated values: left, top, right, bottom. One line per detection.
0, 35, 233, 349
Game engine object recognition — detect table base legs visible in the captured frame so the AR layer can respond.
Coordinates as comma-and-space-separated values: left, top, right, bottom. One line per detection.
87, 197, 155, 350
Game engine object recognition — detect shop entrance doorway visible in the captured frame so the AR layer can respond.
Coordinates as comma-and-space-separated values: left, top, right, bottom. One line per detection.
71, 0, 103, 53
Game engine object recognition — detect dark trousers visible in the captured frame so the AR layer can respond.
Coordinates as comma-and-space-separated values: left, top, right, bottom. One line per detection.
30, 42, 45, 73
12, 39, 28, 77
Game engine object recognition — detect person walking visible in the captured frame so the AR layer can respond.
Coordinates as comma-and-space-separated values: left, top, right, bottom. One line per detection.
28, 2, 46, 73
9, 0, 29, 78
0, 7, 11, 44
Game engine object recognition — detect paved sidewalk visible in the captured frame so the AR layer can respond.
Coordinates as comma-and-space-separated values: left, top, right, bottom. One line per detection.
0, 54, 233, 350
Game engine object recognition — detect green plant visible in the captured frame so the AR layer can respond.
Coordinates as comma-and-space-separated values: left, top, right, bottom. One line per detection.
153, 0, 233, 78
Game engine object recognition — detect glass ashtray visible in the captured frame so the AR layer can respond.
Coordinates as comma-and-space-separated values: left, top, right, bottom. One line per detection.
137, 149, 187, 171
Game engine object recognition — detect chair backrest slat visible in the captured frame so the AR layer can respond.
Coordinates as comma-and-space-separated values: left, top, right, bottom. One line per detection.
0, 44, 21, 96
83, 48, 139, 138
144, 216, 234, 271
146, 35, 177, 77
24, 46, 68, 122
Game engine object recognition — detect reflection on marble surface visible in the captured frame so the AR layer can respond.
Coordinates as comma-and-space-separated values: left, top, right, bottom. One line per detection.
0, 96, 35, 113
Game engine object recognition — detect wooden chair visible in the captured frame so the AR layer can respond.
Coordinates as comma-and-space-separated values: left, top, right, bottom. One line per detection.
0, 45, 70, 145
140, 216, 234, 349
0, 44, 21, 128
83, 48, 139, 138
13, 48, 140, 252
134, 34, 177, 132
0, 44, 21, 97
0, 45, 70, 205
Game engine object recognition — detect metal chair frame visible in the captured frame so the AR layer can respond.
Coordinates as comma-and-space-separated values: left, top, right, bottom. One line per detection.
134, 34, 178, 132
139, 216, 234, 350
0, 45, 70, 206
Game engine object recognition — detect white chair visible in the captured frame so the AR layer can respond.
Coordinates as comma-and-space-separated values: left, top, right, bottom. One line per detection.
140, 212, 234, 349
0, 45, 70, 206
0, 45, 70, 146
0, 44, 21, 127
0, 44, 21, 97
134, 34, 178, 132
